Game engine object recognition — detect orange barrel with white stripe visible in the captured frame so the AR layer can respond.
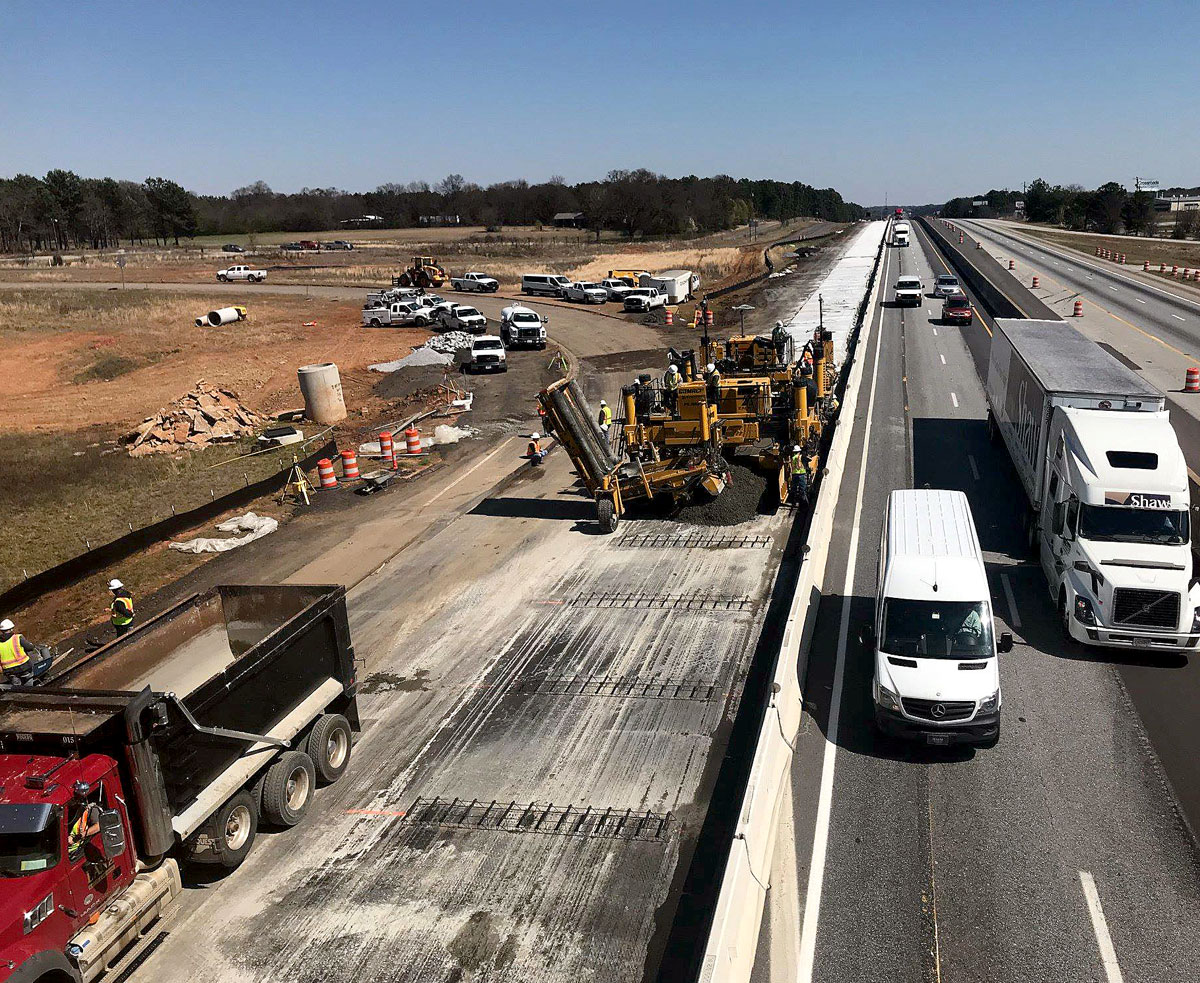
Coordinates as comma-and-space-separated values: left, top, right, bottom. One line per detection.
1186, 368, 1200, 393
665, 309, 673, 326
1008, 259, 1015, 270
1073, 299, 1084, 316
705, 309, 714, 328
317, 458, 337, 489
1120, 253, 1126, 264
405, 427, 421, 455
340, 449, 360, 480
1144, 260, 1150, 271
1173, 265, 1179, 276
379, 431, 395, 469
1032, 276, 1040, 288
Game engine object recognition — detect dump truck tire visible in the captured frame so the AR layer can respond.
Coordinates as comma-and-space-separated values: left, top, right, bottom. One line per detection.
261, 751, 316, 827
307, 713, 353, 784
597, 498, 618, 534
191, 790, 258, 869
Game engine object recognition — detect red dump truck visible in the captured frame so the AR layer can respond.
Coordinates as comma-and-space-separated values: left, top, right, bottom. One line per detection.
0, 584, 359, 983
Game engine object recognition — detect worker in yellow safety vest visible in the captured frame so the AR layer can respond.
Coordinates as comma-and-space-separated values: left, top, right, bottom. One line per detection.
598, 400, 613, 432
790, 444, 810, 507
663, 364, 681, 413
704, 363, 721, 404
0, 618, 52, 684
108, 579, 134, 635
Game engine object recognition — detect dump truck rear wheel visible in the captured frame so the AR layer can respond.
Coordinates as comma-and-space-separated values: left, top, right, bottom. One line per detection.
192, 790, 258, 868
307, 713, 353, 784
261, 751, 315, 827
597, 498, 618, 533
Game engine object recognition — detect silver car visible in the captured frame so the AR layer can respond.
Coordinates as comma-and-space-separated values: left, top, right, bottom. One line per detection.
933, 274, 961, 298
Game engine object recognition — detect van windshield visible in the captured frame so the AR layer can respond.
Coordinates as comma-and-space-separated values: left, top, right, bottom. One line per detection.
1078, 504, 1189, 545
881, 599, 993, 658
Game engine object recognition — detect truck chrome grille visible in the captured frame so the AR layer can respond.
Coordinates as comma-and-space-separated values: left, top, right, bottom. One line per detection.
1112, 588, 1179, 629
901, 698, 975, 722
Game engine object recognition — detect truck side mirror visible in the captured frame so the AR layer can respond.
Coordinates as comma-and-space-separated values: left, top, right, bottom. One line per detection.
98, 809, 127, 860
998, 631, 1013, 653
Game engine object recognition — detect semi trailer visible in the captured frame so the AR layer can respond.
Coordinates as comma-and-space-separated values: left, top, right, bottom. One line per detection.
0, 584, 359, 983
985, 319, 1200, 651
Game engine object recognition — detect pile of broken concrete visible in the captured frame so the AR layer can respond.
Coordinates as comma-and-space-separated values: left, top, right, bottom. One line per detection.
125, 381, 266, 456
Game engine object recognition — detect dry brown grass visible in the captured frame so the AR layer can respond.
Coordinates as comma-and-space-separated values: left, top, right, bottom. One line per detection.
1021, 227, 1200, 283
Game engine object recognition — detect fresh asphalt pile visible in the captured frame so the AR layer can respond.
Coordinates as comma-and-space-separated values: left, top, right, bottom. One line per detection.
671, 461, 770, 526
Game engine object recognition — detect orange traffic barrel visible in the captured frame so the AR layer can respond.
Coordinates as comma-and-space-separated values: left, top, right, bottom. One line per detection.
1144, 260, 1150, 271
405, 427, 421, 455
1032, 276, 1040, 289
379, 431, 395, 469
317, 458, 337, 489
1186, 368, 1200, 393
705, 309, 714, 327
1073, 299, 1084, 316
1008, 259, 1015, 270
665, 309, 673, 326
340, 449, 360, 480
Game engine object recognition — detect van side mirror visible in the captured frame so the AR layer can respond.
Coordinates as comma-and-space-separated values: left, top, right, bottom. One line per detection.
98, 809, 127, 860
998, 631, 1013, 653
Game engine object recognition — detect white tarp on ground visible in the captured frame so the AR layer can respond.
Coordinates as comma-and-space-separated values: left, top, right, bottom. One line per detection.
783, 220, 887, 366
169, 512, 278, 554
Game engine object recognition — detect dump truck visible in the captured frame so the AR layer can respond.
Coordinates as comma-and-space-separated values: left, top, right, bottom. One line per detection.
0, 584, 359, 983
985, 318, 1200, 651
394, 256, 448, 289
538, 378, 726, 533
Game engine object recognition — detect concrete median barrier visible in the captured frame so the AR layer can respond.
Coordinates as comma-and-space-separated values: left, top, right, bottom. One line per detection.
698, 223, 887, 983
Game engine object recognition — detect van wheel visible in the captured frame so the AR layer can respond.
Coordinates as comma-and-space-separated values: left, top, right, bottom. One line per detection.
191, 790, 258, 868
307, 713, 353, 784
261, 751, 315, 827
1025, 512, 1039, 556
986, 411, 998, 443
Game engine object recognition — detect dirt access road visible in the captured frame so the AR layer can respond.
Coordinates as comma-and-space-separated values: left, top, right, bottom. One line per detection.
113, 325, 803, 983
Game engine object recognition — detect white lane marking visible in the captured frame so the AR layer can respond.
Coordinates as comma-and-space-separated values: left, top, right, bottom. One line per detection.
967, 454, 980, 481
1066, 267, 1074, 272
423, 437, 518, 507
940, 353, 946, 365
950, 392, 959, 407
1136, 298, 1147, 304
1109, 286, 1118, 291
1079, 871, 1125, 983
1172, 314, 1186, 321
1086, 274, 1094, 280
932, 327, 938, 336
1000, 573, 1022, 629
795, 273, 887, 983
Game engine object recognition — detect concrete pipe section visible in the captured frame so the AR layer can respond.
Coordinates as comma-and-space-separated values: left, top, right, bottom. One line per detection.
297, 362, 347, 424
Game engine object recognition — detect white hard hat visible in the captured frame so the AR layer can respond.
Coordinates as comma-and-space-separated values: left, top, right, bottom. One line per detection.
531, 432, 541, 440
108, 579, 124, 591
706, 363, 716, 373
793, 444, 801, 452
776, 320, 785, 329
600, 399, 607, 405
668, 364, 677, 372
0, 619, 13, 632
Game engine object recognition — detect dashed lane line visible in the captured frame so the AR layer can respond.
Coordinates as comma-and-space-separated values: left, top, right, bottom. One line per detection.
967, 454, 980, 481
1000, 573, 1022, 629
1079, 871, 1125, 983
950, 392, 959, 408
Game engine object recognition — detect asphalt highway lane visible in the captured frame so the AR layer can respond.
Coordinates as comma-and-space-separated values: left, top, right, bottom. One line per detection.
752, 225, 1200, 983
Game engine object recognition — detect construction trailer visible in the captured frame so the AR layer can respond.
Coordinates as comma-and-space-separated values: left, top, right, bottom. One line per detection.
537, 378, 727, 533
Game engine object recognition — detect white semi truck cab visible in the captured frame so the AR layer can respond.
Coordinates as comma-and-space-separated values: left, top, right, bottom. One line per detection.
986, 318, 1200, 651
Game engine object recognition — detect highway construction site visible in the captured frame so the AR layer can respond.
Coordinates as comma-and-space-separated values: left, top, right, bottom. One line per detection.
0, 220, 875, 983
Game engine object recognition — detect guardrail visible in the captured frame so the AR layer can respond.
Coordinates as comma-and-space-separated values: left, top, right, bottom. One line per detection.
697, 223, 888, 982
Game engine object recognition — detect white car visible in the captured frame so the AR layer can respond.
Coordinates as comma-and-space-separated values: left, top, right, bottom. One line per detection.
500, 305, 548, 349
217, 265, 266, 283
451, 272, 500, 293
462, 335, 508, 373
933, 274, 961, 298
600, 278, 633, 302
564, 281, 608, 304
894, 275, 923, 306
623, 287, 667, 312
439, 305, 487, 333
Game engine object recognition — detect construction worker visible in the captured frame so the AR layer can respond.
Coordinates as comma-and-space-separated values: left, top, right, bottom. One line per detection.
68, 798, 102, 861
598, 399, 613, 433
527, 432, 545, 466
0, 619, 52, 685
772, 320, 789, 364
704, 362, 721, 405
108, 579, 134, 636
663, 363, 681, 413
790, 444, 810, 507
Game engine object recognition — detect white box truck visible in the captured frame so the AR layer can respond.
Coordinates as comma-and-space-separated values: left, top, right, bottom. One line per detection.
639, 270, 698, 304
869, 489, 1009, 747
985, 318, 1200, 651
892, 222, 910, 247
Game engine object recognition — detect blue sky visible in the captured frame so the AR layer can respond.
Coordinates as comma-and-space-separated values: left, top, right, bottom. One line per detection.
1, 0, 1195, 205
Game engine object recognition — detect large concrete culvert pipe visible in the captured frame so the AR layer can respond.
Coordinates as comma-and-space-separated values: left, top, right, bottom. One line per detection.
206, 307, 243, 326
297, 362, 347, 424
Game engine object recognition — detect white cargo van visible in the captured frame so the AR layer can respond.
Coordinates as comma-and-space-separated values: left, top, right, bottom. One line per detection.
869, 489, 1010, 747
522, 273, 571, 297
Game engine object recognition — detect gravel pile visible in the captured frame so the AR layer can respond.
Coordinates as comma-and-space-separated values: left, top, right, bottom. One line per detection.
425, 331, 474, 354
673, 462, 770, 526
369, 347, 454, 372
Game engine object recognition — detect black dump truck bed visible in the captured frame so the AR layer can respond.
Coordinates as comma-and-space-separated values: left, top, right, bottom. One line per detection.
0, 585, 358, 855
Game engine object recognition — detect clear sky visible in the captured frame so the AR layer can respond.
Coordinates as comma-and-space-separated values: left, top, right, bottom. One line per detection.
1, 0, 1194, 205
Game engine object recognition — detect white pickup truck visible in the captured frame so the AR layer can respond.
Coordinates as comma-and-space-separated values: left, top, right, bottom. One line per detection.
600, 278, 633, 302
439, 305, 487, 333
362, 300, 436, 327
623, 287, 667, 312
451, 272, 500, 293
462, 335, 508, 373
500, 305, 548, 349
564, 281, 608, 304
217, 264, 266, 283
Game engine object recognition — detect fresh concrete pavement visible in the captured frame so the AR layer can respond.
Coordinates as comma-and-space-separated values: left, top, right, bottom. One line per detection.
751, 225, 1200, 983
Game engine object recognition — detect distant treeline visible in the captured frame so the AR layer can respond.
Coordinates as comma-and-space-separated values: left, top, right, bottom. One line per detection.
0, 168, 865, 253
939, 180, 1200, 238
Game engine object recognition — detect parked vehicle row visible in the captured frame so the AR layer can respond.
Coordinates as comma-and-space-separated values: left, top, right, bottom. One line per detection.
518, 268, 700, 312
279, 240, 354, 251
